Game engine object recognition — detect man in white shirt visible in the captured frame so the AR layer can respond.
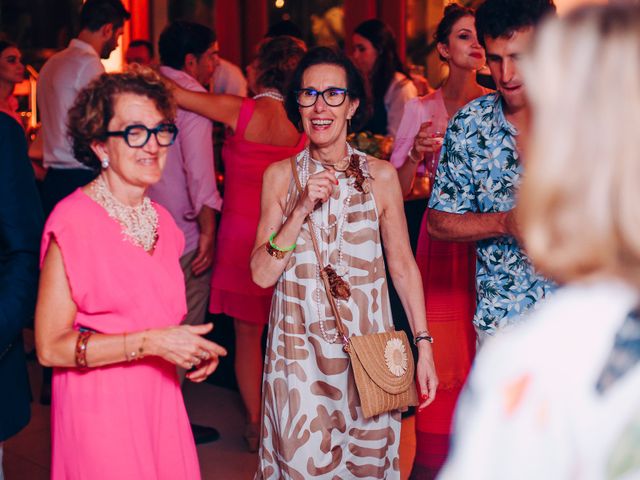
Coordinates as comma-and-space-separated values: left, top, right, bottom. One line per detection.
212, 58, 247, 96
38, 0, 130, 216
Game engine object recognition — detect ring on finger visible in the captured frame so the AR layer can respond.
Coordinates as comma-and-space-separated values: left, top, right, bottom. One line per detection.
200, 351, 209, 361
187, 362, 194, 369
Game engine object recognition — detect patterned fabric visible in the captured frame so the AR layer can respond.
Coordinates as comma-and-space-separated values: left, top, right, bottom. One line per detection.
597, 307, 640, 394
428, 93, 554, 333
440, 280, 640, 480
256, 151, 401, 479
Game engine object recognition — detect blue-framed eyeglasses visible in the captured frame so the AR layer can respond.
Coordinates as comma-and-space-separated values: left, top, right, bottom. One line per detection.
295, 88, 349, 107
104, 123, 178, 148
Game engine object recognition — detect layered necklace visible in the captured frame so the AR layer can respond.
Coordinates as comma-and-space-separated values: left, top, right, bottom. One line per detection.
302, 144, 363, 343
253, 89, 284, 102
91, 175, 159, 252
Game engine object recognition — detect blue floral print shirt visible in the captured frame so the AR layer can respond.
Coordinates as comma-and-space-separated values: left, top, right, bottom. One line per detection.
428, 93, 555, 334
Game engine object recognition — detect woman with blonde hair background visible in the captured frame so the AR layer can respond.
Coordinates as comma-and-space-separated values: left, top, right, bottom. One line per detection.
441, 4, 640, 478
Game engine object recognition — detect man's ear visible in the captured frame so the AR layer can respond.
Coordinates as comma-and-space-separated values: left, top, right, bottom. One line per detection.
183, 53, 197, 75
100, 22, 114, 40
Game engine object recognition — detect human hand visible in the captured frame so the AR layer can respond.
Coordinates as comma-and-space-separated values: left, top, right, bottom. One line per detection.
411, 121, 445, 161
416, 342, 438, 410
503, 209, 522, 243
295, 169, 338, 217
151, 323, 227, 372
191, 233, 214, 276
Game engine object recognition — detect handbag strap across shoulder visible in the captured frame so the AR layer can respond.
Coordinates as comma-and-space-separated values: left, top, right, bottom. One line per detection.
290, 155, 348, 342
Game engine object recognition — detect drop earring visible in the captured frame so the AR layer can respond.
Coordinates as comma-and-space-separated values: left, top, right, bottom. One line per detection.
101, 157, 109, 169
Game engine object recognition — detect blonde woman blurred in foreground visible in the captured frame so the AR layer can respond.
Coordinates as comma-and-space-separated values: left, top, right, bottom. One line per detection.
440, 5, 640, 479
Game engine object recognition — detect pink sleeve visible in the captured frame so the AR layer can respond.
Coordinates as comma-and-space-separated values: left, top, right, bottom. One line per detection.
40, 200, 89, 307
178, 109, 223, 215
390, 97, 423, 169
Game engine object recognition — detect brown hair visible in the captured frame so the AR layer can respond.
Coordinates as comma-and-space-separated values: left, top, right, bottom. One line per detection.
67, 65, 175, 171
255, 35, 307, 95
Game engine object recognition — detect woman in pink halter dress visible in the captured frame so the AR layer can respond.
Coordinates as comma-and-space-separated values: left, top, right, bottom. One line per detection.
35, 69, 226, 480
172, 35, 307, 451
391, 5, 491, 478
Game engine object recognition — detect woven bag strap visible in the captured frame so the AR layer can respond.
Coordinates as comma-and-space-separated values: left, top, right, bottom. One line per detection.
290, 156, 348, 341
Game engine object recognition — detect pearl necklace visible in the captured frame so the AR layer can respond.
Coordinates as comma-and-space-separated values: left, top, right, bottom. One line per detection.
301, 144, 366, 343
253, 90, 284, 102
91, 175, 158, 252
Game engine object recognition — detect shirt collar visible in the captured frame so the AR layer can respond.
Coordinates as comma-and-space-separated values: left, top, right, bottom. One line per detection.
491, 93, 518, 136
69, 38, 100, 58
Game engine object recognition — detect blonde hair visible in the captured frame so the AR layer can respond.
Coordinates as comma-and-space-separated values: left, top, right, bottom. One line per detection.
519, 4, 640, 285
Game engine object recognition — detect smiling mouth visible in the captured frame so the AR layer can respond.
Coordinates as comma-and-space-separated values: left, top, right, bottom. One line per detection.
310, 119, 334, 129
469, 53, 484, 59
137, 158, 158, 166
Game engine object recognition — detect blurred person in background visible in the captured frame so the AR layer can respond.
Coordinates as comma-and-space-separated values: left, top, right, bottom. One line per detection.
36, 67, 226, 480
168, 35, 307, 452
352, 19, 417, 138
441, 5, 640, 478
0, 93, 43, 480
125, 39, 154, 66
152, 20, 224, 444
0, 40, 25, 126
390, 4, 489, 476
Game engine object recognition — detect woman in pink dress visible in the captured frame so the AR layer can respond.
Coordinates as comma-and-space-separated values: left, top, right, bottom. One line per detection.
171, 35, 307, 451
390, 5, 490, 478
35, 67, 227, 480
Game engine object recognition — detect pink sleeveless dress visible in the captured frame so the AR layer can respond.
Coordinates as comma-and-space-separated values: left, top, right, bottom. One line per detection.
209, 97, 306, 324
42, 189, 200, 480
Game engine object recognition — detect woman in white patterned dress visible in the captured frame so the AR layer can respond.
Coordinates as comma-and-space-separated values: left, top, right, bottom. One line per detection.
250, 47, 438, 479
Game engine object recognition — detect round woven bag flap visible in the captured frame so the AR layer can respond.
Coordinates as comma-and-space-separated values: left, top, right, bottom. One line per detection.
348, 331, 415, 394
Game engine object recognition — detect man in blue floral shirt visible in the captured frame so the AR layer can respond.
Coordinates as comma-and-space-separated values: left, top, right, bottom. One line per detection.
428, 0, 557, 342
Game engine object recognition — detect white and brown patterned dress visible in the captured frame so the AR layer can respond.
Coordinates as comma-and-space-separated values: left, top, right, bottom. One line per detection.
256, 151, 402, 479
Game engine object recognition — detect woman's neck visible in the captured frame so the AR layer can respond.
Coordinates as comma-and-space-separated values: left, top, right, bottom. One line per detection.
100, 171, 147, 207
309, 138, 348, 166
0, 80, 15, 107
441, 66, 485, 112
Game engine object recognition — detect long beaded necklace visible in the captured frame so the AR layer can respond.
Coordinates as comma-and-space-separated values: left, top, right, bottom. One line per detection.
91, 175, 159, 252
252, 89, 284, 102
301, 144, 363, 343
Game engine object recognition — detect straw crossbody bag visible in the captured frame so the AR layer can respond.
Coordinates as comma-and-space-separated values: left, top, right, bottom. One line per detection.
291, 156, 418, 418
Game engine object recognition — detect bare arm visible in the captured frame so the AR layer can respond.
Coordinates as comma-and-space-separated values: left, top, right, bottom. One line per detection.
250, 159, 339, 288
369, 159, 438, 409
35, 240, 226, 381
427, 208, 518, 242
173, 85, 243, 131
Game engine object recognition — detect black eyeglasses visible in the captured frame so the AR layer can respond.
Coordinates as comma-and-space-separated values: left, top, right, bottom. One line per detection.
104, 123, 178, 148
295, 88, 349, 107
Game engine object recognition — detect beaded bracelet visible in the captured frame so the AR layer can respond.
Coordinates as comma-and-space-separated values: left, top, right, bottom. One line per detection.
75, 331, 93, 368
265, 231, 296, 260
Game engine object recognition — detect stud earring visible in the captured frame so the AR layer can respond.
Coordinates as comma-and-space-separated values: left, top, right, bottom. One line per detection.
101, 157, 109, 169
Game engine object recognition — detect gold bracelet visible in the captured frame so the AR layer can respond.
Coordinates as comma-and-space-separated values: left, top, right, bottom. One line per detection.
75, 331, 93, 368
408, 147, 423, 164
123, 332, 140, 362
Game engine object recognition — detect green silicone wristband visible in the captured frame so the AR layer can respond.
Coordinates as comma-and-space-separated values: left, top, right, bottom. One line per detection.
269, 231, 296, 252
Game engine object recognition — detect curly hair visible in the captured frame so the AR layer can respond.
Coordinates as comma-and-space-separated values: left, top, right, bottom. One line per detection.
285, 46, 369, 133
67, 65, 176, 171
434, 3, 476, 61
476, 0, 556, 47
255, 35, 307, 95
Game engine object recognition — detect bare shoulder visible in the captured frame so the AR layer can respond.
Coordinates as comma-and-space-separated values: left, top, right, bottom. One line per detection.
263, 157, 297, 193
366, 156, 399, 183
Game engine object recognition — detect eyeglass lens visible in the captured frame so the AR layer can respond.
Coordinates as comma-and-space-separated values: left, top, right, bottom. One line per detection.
126, 124, 177, 148
296, 88, 347, 107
